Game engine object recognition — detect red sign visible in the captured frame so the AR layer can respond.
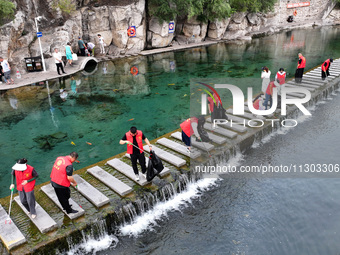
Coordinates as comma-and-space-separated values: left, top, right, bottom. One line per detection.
287, 2, 310, 8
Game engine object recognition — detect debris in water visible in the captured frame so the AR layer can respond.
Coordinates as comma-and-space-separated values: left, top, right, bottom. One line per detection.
71, 141, 76, 146
86, 142, 92, 145
168, 83, 175, 85
128, 118, 134, 121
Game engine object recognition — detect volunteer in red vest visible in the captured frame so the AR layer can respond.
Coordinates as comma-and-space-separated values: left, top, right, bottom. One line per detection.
9, 158, 38, 219
180, 117, 200, 153
321, 58, 333, 80
120, 126, 152, 181
263, 80, 279, 110
295, 53, 306, 83
50, 152, 78, 214
275, 68, 286, 85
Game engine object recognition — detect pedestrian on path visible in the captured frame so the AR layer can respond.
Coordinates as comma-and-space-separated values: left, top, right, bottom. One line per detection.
295, 53, 306, 83
50, 152, 79, 214
119, 127, 152, 181
53, 48, 66, 75
275, 68, 286, 85
180, 117, 200, 153
261, 66, 271, 93
78, 37, 86, 56
321, 58, 333, 80
65, 42, 74, 66
9, 158, 38, 219
85, 42, 95, 56
263, 80, 279, 110
97, 34, 105, 54
0, 57, 14, 84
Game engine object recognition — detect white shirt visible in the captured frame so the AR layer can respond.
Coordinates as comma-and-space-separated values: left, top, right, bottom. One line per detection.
261, 70, 271, 79
1, 60, 10, 72
87, 42, 95, 49
98, 37, 104, 44
53, 52, 62, 64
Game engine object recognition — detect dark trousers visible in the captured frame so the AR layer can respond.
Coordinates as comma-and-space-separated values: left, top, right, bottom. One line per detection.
264, 93, 272, 110
80, 48, 85, 56
56, 63, 65, 75
18, 190, 36, 215
54, 187, 72, 213
322, 69, 330, 80
130, 152, 146, 175
295, 68, 304, 83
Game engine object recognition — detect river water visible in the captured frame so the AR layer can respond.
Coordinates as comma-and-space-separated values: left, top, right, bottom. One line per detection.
64, 27, 340, 254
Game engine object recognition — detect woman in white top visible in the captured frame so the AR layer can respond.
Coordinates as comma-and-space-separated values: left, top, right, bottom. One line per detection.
97, 34, 105, 54
261, 66, 271, 94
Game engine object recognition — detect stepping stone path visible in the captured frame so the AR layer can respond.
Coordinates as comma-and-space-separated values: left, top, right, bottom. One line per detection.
157, 137, 202, 159
125, 154, 171, 177
170, 131, 215, 151
14, 196, 58, 233
73, 174, 111, 206
41, 184, 85, 220
143, 144, 187, 167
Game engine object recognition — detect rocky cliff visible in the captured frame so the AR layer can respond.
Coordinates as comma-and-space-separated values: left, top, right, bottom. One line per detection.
0, 0, 337, 73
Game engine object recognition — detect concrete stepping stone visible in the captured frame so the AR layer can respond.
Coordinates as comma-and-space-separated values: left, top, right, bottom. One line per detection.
143, 145, 186, 167
285, 84, 315, 92
205, 131, 227, 144
0, 204, 26, 250
73, 174, 110, 206
226, 108, 266, 120
125, 154, 171, 177
206, 117, 247, 133
287, 80, 322, 87
170, 131, 215, 151
305, 72, 335, 79
41, 184, 85, 220
107, 158, 148, 186
14, 197, 57, 233
244, 105, 274, 118
286, 92, 308, 98
203, 123, 238, 138
157, 137, 202, 159
302, 76, 327, 83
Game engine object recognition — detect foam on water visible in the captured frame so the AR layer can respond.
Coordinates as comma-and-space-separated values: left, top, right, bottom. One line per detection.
119, 178, 218, 237
66, 234, 118, 255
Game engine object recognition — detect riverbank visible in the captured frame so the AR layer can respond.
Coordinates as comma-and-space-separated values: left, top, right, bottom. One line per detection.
1, 57, 339, 254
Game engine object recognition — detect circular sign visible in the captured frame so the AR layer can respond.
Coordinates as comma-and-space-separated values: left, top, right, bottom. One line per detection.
127, 27, 136, 37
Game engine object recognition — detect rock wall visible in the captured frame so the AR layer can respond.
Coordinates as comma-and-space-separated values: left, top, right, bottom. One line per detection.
0, 0, 336, 74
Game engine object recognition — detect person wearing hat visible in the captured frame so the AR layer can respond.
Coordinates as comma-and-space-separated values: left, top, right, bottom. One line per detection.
50, 152, 79, 214
119, 127, 152, 181
9, 158, 38, 219
321, 58, 333, 80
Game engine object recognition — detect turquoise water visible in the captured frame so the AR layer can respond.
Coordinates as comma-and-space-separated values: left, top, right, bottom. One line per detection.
1, 26, 340, 197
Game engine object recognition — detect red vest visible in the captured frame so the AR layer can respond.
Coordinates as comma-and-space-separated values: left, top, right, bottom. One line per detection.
298, 56, 306, 68
50, 156, 72, 187
266, 81, 276, 95
180, 117, 198, 137
276, 71, 286, 85
322, 59, 331, 72
253, 99, 260, 110
126, 130, 144, 154
15, 165, 36, 192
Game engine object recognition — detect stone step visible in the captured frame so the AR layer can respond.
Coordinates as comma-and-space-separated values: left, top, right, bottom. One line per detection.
226, 108, 266, 120
244, 105, 274, 118
125, 154, 171, 177
203, 123, 238, 138
170, 131, 215, 151
301, 76, 327, 83
41, 184, 85, 220
305, 72, 336, 79
287, 80, 322, 87
157, 137, 202, 159
205, 131, 228, 144
107, 158, 149, 186
73, 174, 110, 206
143, 145, 186, 167
309, 69, 339, 75
14, 196, 57, 233
286, 92, 308, 98
285, 84, 315, 92
0, 204, 26, 250
206, 116, 248, 133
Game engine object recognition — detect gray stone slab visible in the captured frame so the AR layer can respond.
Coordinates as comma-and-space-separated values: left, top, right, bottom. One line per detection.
286, 92, 308, 98
0, 204, 26, 250
301, 76, 327, 83
143, 145, 186, 167
206, 117, 248, 133
243, 106, 274, 118
157, 137, 202, 159
170, 131, 215, 151
287, 80, 321, 87
41, 184, 85, 219
125, 154, 171, 177
203, 123, 238, 138
205, 131, 227, 144
305, 72, 336, 79
226, 108, 266, 120
14, 196, 57, 233
73, 174, 110, 206
107, 159, 148, 186
285, 84, 315, 92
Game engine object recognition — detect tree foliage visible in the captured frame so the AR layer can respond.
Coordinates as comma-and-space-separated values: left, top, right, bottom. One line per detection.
148, 0, 277, 22
0, 0, 16, 24
52, 0, 76, 16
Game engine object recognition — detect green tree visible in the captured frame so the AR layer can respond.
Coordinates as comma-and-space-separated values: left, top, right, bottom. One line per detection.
0, 0, 16, 25
52, 0, 76, 16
